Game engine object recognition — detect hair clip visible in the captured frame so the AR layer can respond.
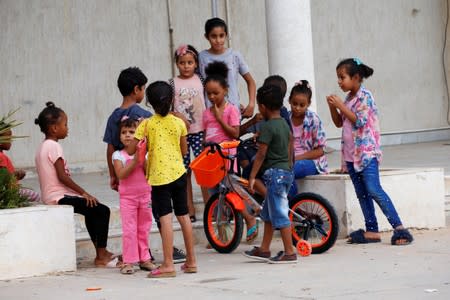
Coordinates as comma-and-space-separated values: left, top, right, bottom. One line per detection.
353, 58, 362, 65
121, 115, 130, 122
176, 44, 196, 58
294, 80, 311, 89
176, 44, 188, 57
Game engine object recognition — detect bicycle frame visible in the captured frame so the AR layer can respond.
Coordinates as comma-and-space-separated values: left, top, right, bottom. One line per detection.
207, 141, 311, 234
197, 140, 337, 254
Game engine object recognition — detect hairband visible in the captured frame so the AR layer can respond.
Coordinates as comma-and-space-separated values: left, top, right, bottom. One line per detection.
353, 58, 362, 65
176, 44, 197, 58
294, 80, 311, 89
121, 115, 130, 122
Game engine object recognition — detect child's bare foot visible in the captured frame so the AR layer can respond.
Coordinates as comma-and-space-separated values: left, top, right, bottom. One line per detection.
94, 250, 122, 267
94, 256, 122, 268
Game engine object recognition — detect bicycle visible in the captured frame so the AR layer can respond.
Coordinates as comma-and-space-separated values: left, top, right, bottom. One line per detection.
190, 139, 339, 256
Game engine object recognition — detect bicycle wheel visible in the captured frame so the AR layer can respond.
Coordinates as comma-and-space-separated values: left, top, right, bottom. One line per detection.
289, 192, 339, 254
203, 193, 244, 253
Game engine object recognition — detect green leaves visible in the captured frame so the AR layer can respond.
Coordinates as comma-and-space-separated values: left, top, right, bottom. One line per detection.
0, 168, 29, 209
0, 108, 28, 144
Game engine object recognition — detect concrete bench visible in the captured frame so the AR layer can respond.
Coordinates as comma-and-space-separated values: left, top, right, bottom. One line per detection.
295, 168, 446, 238
0, 205, 76, 280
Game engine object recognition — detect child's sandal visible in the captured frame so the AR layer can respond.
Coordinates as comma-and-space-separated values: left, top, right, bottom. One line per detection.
139, 260, 158, 271
120, 264, 135, 275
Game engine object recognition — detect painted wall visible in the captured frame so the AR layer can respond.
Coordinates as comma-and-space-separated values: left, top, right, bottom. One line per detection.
311, 0, 450, 139
1, 0, 267, 171
1, 0, 448, 170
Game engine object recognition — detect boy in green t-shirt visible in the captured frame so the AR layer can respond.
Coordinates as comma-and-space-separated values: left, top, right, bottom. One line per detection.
243, 84, 296, 264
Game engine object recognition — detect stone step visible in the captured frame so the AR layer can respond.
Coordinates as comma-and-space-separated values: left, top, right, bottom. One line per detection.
443, 176, 449, 226
75, 214, 209, 261
445, 195, 450, 214
75, 197, 211, 260
445, 175, 450, 196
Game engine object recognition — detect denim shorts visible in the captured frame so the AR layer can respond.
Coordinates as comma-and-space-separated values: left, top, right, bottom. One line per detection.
260, 168, 294, 229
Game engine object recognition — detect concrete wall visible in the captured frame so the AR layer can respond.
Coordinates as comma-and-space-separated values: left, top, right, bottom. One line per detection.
311, 0, 450, 139
1, 0, 267, 171
1, 0, 448, 170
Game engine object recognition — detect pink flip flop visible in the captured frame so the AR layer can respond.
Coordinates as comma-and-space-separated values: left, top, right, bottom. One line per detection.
147, 268, 176, 278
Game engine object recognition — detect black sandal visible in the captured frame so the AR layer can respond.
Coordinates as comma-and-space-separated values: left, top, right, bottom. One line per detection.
391, 228, 413, 245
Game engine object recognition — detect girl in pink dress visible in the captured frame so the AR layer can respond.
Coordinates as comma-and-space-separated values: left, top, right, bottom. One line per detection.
113, 117, 156, 274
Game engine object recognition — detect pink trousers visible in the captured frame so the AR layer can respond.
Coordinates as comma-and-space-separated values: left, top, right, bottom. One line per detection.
120, 193, 152, 264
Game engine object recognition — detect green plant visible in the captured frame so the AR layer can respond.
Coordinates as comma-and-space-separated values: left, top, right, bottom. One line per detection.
0, 108, 30, 208
0, 168, 29, 209
0, 108, 27, 144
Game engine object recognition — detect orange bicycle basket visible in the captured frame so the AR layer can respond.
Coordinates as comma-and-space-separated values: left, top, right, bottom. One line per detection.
190, 149, 228, 188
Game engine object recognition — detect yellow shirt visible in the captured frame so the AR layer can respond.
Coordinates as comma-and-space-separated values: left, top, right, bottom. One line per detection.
135, 114, 187, 186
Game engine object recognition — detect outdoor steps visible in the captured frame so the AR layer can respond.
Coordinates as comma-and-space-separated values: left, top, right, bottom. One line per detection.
445, 176, 450, 225
75, 195, 209, 261
76, 173, 450, 260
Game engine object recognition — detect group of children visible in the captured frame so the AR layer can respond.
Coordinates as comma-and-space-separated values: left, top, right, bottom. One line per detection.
1, 17, 414, 278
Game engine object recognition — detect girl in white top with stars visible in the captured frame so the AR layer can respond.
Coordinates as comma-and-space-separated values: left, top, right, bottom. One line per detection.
170, 44, 209, 223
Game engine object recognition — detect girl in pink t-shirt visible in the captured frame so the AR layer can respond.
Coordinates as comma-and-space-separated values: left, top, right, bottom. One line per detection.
34, 102, 119, 268
202, 61, 259, 243
170, 44, 208, 222
202, 61, 240, 146
112, 117, 156, 274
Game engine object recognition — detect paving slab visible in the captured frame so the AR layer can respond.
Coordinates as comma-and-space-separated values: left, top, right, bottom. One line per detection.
1, 228, 449, 300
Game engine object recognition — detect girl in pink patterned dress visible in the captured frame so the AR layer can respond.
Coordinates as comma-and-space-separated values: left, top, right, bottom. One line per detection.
327, 58, 413, 246
288, 80, 328, 197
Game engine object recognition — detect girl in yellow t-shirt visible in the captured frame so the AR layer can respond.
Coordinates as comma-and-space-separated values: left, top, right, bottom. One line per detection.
133, 81, 197, 278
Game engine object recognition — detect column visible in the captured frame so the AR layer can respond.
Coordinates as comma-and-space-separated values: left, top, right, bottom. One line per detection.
265, 0, 317, 110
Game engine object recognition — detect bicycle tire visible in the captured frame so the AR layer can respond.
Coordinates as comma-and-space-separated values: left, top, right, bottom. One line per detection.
203, 193, 244, 253
289, 192, 339, 254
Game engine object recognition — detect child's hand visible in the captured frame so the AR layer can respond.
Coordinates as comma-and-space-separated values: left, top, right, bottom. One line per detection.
110, 176, 119, 191
326, 95, 343, 109
14, 169, 26, 180
82, 192, 98, 207
251, 113, 264, 124
248, 177, 256, 194
241, 104, 255, 119
211, 105, 222, 120
170, 111, 191, 130
136, 139, 147, 164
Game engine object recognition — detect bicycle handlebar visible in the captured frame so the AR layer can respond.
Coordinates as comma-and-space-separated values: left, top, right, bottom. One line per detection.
204, 142, 232, 160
